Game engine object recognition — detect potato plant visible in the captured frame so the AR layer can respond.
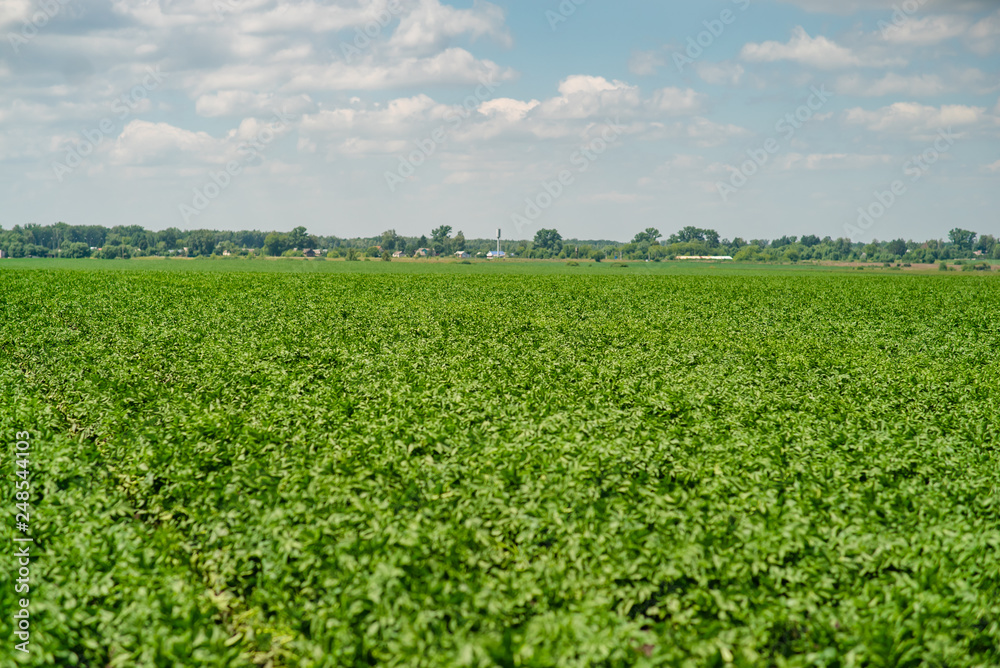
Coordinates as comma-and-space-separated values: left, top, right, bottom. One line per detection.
1, 266, 998, 666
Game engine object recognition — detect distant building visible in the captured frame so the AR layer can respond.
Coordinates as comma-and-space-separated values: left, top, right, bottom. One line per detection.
393, 251, 406, 258
222, 250, 232, 256
0, 249, 6, 259
301, 249, 319, 258
455, 251, 471, 259
414, 248, 433, 257
486, 250, 506, 259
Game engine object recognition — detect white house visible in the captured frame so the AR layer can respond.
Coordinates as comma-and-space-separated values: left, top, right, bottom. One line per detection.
486, 250, 506, 259
455, 251, 471, 259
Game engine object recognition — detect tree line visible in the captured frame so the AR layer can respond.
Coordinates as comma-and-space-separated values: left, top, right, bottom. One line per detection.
0, 222, 996, 263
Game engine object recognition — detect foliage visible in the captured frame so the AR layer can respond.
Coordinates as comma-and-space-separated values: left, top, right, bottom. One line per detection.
1, 263, 999, 667
533, 229, 563, 254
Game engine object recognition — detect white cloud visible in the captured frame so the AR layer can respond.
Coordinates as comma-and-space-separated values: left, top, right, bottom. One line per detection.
628, 50, 666, 76
968, 10, 1000, 54
741, 26, 903, 69
185, 48, 514, 96
535, 76, 641, 119
650, 87, 706, 115
478, 98, 540, 121
843, 102, 986, 134
742, 27, 863, 68
108, 120, 230, 165
774, 0, 896, 13
389, 0, 512, 55
582, 192, 645, 204
775, 0, 996, 14
195, 91, 316, 118
301, 95, 449, 135
835, 73, 947, 97
983, 159, 1000, 172
0, 0, 31, 29
776, 153, 894, 170
881, 15, 971, 44
695, 62, 745, 86
680, 118, 751, 147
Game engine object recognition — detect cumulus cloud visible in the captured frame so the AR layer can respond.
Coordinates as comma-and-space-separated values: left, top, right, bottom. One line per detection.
843, 102, 986, 134
776, 153, 894, 170
695, 62, 745, 86
775, 0, 996, 14
881, 15, 971, 45
183, 48, 514, 96
534, 76, 642, 119
835, 73, 947, 97
968, 10, 1000, 54
581, 192, 646, 204
741, 26, 903, 68
742, 27, 864, 68
389, 0, 512, 55
195, 91, 316, 118
108, 120, 230, 165
628, 50, 666, 76
296, 75, 730, 162
983, 159, 1000, 172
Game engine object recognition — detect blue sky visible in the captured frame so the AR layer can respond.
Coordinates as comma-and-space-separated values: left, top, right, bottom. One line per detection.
1, 0, 998, 242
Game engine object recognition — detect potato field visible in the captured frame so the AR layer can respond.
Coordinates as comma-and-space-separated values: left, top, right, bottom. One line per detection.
1, 262, 998, 667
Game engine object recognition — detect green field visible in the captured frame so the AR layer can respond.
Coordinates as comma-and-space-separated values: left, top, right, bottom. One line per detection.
1, 261, 998, 667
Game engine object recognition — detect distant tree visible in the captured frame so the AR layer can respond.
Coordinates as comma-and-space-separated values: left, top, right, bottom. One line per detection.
590, 250, 605, 262
60, 241, 91, 258
800, 235, 821, 247
262, 233, 288, 256
534, 229, 563, 253
734, 246, 762, 262
381, 250, 391, 262
288, 226, 309, 250
632, 227, 661, 244
669, 226, 719, 246
431, 225, 451, 255
380, 229, 401, 251
948, 228, 977, 252
453, 230, 466, 251
887, 239, 908, 257
187, 229, 216, 257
